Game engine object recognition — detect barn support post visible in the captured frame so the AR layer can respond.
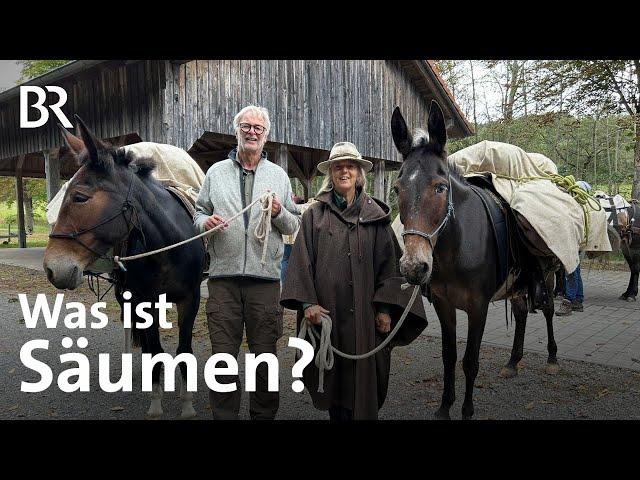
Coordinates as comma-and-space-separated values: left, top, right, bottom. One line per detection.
303, 178, 312, 201
374, 159, 385, 201
275, 144, 288, 174
44, 149, 61, 202
15, 155, 27, 248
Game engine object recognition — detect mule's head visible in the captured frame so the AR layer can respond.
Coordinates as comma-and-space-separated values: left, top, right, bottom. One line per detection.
44, 116, 152, 289
392, 101, 449, 285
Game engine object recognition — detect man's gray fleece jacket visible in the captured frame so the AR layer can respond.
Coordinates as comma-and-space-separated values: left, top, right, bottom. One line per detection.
194, 153, 301, 281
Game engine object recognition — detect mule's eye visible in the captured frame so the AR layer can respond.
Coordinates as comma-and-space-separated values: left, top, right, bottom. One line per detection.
392, 185, 399, 195
72, 193, 89, 203
435, 184, 448, 194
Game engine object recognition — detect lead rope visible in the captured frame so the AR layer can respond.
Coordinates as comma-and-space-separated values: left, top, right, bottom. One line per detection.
254, 192, 274, 266
114, 191, 276, 268
297, 284, 421, 393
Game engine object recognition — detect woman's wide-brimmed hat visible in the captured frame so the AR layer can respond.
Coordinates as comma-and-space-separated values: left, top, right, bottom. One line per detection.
317, 141, 373, 174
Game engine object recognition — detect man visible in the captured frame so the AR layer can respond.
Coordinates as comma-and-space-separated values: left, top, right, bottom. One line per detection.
194, 105, 300, 419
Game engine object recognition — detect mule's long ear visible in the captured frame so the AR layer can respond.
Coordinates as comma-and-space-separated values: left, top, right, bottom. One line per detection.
58, 124, 85, 158
74, 115, 103, 160
74, 115, 112, 171
427, 101, 447, 155
391, 106, 412, 157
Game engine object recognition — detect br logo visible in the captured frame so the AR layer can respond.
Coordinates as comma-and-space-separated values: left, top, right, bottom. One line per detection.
20, 86, 73, 128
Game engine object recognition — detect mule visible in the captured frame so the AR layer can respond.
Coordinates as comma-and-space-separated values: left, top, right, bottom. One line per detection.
604, 201, 640, 301
43, 116, 206, 418
391, 101, 560, 419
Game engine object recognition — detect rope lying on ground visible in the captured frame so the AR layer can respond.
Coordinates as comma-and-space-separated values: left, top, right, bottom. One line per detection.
114, 191, 276, 268
297, 284, 421, 393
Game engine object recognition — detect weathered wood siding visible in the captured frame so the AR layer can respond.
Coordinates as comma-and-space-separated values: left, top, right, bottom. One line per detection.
163, 60, 432, 161
0, 60, 165, 160
1, 60, 436, 164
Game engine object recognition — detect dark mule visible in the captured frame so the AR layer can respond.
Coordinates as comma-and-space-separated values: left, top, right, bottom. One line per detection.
612, 203, 640, 301
43, 116, 205, 418
391, 102, 559, 419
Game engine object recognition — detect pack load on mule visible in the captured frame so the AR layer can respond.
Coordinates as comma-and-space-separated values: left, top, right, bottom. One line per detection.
593, 190, 638, 239
46, 142, 205, 274
449, 141, 611, 274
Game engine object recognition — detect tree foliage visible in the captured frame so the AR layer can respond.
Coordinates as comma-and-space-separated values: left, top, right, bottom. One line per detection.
17, 60, 71, 82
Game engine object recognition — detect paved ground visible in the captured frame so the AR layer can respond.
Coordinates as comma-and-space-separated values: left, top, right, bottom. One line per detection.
10, 247, 638, 371
422, 264, 640, 371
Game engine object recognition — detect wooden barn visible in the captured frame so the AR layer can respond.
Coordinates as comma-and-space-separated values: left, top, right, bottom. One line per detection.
0, 59, 472, 246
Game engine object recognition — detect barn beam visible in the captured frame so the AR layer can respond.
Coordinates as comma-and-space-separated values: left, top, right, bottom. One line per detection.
373, 159, 385, 201
15, 155, 26, 248
275, 144, 288, 173
44, 148, 61, 202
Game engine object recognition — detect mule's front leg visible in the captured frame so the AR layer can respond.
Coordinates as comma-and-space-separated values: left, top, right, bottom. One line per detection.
433, 298, 457, 420
500, 296, 528, 378
176, 293, 200, 419
179, 377, 196, 420
461, 303, 489, 420
144, 317, 166, 418
620, 246, 639, 301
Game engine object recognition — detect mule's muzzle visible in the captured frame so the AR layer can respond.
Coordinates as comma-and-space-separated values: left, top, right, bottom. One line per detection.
43, 256, 84, 290
400, 255, 431, 286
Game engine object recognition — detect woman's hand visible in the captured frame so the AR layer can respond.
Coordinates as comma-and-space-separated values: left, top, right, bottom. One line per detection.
304, 304, 329, 325
375, 312, 391, 333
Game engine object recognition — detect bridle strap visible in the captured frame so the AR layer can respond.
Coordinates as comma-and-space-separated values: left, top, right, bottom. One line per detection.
48, 170, 139, 263
401, 173, 455, 250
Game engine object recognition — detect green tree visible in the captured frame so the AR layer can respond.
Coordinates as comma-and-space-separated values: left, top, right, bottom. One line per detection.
17, 60, 71, 82
532, 61, 640, 198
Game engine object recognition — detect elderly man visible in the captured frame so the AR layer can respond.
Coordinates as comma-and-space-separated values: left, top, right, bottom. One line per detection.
194, 105, 300, 420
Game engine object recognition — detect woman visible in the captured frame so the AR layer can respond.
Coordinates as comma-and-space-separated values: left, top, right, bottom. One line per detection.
281, 141, 427, 420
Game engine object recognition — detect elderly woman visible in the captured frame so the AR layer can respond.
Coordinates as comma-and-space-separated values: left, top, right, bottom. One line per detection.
281, 142, 427, 420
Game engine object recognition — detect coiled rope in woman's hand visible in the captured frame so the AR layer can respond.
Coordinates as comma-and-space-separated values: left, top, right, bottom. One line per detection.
297, 284, 421, 393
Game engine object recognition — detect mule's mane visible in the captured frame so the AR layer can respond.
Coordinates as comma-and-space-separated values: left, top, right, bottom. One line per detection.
78, 143, 157, 178
412, 129, 449, 160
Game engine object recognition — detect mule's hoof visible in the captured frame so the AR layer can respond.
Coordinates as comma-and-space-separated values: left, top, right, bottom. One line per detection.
146, 403, 163, 418
619, 294, 636, 302
180, 405, 197, 420
434, 408, 451, 420
545, 363, 560, 375
499, 366, 518, 378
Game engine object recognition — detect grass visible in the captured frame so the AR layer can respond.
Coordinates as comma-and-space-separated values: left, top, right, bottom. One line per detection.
0, 201, 49, 248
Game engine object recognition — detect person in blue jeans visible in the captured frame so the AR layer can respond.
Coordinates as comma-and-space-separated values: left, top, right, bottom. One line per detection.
557, 264, 584, 316
281, 243, 293, 283
557, 180, 591, 316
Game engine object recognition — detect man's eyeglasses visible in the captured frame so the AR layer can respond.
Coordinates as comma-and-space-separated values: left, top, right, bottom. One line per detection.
239, 123, 266, 135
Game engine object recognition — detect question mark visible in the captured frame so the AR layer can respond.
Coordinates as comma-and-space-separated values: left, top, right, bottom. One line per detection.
288, 337, 314, 393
